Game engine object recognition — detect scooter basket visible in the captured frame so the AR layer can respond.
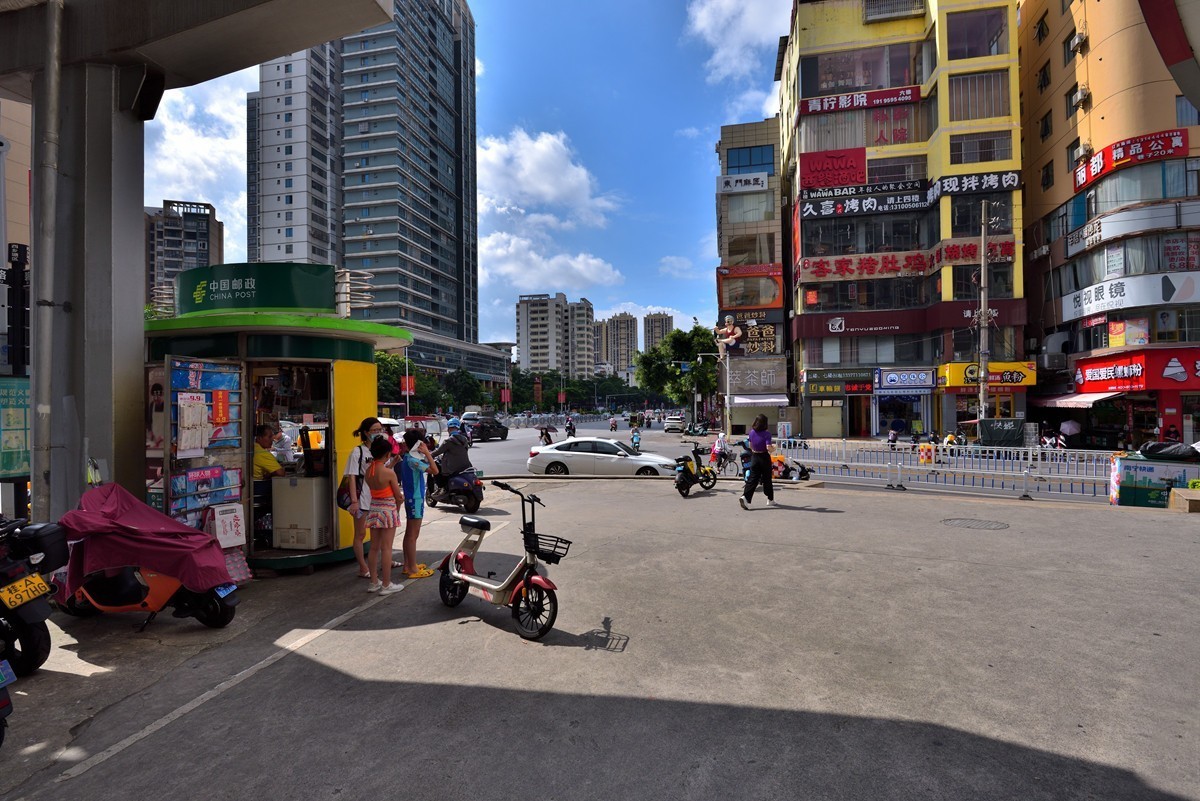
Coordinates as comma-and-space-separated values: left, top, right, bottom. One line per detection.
523, 532, 571, 564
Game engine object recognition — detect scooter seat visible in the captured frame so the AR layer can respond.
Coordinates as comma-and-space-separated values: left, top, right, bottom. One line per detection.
458, 515, 491, 532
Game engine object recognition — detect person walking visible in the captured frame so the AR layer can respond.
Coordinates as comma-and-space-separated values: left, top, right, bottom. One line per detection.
739, 414, 776, 510
398, 428, 438, 579
363, 437, 405, 594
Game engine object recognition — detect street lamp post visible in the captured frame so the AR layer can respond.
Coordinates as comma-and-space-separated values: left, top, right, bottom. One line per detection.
696, 352, 729, 434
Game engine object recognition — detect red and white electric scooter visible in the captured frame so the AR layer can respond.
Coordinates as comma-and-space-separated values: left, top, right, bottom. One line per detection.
437, 481, 570, 640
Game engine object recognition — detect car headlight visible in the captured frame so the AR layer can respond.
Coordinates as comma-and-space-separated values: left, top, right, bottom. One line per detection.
657, 463, 674, 470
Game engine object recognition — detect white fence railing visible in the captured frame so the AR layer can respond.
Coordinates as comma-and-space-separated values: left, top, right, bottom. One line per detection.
771, 439, 1112, 501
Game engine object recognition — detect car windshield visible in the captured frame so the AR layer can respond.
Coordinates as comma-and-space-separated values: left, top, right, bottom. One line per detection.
614, 441, 637, 455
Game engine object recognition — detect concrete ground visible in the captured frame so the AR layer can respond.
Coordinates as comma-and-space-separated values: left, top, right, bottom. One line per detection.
3, 479, 1198, 801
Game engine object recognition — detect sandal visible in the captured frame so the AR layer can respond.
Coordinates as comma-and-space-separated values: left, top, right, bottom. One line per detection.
406, 567, 434, 579
357, 572, 370, 579
391, 561, 402, 570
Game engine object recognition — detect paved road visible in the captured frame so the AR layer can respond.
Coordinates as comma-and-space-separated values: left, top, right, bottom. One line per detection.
5, 480, 1197, 800
470, 418, 705, 476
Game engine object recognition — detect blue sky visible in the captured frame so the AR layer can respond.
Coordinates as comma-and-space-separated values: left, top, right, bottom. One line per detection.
143, 0, 791, 343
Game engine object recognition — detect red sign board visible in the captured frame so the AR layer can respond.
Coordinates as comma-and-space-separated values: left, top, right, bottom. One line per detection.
799, 249, 928, 282
797, 86, 919, 116
1075, 348, 1200, 392
399, 375, 415, 396
1073, 129, 1188, 191
557, 391, 566, 404
500, 387, 511, 403
211, 390, 230, 425
800, 147, 866, 189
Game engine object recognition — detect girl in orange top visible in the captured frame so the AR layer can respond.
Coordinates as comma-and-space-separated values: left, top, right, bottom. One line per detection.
363, 437, 407, 594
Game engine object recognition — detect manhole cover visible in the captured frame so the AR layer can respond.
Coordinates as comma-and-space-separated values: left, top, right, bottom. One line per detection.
941, 518, 1010, 531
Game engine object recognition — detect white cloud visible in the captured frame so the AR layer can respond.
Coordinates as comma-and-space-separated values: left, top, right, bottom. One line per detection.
675, 126, 702, 138
686, 0, 792, 84
659, 255, 698, 279
478, 128, 619, 229
144, 67, 258, 262
725, 85, 780, 124
479, 231, 623, 292
475, 57, 485, 77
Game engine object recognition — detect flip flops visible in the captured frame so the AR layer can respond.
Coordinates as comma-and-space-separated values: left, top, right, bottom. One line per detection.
406, 567, 434, 579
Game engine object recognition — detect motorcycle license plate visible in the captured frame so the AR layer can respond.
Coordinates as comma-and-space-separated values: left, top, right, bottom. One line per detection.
0, 659, 15, 689
213, 583, 237, 599
0, 573, 50, 610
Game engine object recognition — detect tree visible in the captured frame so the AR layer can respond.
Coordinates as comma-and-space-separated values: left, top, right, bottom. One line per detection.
635, 325, 719, 409
376, 352, 409, 402
441, 367, 482, 410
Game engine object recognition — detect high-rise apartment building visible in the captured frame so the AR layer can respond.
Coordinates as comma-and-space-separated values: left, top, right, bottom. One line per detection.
604, 311, 638, 374
247, 43, 344, 266
144, 201, 224, 299
342, 0, 478, 345
1020, 0, 1200, 446
516, 293, 594, 378
643, 312, 674, 352
779, 0, 1025, 438
247, 1, 505, 389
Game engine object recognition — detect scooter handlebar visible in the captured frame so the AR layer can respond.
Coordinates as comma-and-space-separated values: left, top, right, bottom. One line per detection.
491, 480, 517, 494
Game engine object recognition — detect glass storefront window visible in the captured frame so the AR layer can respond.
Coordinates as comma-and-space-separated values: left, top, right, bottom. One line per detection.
800, 42, 924, 98
946, 8, 1009, 60
951, 192, 1012, 236
727, 233, 775, 265
727, 192, 774, 223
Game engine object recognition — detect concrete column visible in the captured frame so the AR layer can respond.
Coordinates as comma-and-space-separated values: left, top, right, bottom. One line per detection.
33, 63, 145, 516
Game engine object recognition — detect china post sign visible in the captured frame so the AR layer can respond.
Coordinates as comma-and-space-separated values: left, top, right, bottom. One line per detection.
175, 263, 336, 317
874, 368, 935, 395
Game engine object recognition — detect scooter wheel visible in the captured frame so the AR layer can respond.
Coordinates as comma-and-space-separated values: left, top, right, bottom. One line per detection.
699, 471, 717, 490
513, 584, 557, 640
439, 569, 469, 607
56, 594, 100, 618
676, 483, 690, 498
460, 494, 481, 515
193, 595, 236, 629
0, 617, 51, 677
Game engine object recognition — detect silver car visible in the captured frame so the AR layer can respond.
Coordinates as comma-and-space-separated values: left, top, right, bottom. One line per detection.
527, 437, 676, 477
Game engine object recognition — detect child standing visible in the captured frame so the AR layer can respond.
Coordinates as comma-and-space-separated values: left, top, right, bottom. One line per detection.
363, 437, 404, 594
399, 428, 439, 578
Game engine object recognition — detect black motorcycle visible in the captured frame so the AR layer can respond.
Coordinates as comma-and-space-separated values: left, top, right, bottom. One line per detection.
427, 459, 484, 515
0, 517, 68, 677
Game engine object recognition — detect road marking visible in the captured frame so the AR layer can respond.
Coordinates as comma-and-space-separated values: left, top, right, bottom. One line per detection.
49, 520, 507, 785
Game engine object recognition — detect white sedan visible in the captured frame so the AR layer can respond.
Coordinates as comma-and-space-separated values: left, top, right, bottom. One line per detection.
527, 437, 677, 477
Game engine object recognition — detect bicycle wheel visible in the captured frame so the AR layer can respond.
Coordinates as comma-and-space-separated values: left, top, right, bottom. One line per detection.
513, 584, 557, 639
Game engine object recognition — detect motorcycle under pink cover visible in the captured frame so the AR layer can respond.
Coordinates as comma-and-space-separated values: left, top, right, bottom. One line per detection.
59, 484, 233, 594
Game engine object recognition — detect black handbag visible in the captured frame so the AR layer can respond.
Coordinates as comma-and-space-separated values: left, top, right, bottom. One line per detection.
336, 446, 365, 510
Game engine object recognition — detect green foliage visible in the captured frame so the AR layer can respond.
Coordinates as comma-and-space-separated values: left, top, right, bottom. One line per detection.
634, 325, 720, 407
441, 367, 482, 409
375, 352, 444, 414
505, 366, 664, 412
1189, 479, 1200, 490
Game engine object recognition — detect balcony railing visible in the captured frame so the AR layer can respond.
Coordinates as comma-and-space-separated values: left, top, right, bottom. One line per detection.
863, 0, 925, 22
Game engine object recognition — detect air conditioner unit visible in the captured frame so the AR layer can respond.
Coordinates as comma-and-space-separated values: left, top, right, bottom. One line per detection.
1079, 141, 1094, 157
1026, 337, 1040, 351
1069, 29, 1088, 52
1072, 85, 1090, 107
1038, 353, 1067, 370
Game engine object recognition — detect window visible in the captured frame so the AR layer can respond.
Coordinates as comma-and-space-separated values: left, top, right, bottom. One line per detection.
951, 192, 1012, 237
953, 264, 978, 300
360, 90, 368, 102
727, 145, 775, 176
1034, 13, 1049, 43
867, 155, 927, 183
284, 178, 293, 188
284, 63, 292, 74
284, 145, 293, 155
950, 131, 1012, 164
285, 227, 294, 238
952, 328, 977, 361
949, 71, 1010, 120
727, 192, 774, 223
946, 8, 1008, 60
283, 112, 292, 122
1039, 111, 1053, 141
1177, 96, 1200, 127
284, 161, 293, 172
822, 337, 841, 365
284, 96, 293, 106
1066, 137, 1082, 169
1065, 83, 1080, 116
727, 233, 775, 265
989, 263, 1015, 298
285, 194, 294, 205
284, 211, 293, 221
1036, 61, 1051, 92
1062, 0, 1073, 11
1062, 30, 1077, 65
284, 129, 293, 139
284, 79, 292, 90
284, 244, 294, 254
1041, 160, 1055, 189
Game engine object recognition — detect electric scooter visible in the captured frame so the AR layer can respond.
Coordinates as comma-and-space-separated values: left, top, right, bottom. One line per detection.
437, 481, 571, 640
631, 427, 641, 454
427, 459, 485, 514
0, 517, 65, 676
674, 440, 718, 497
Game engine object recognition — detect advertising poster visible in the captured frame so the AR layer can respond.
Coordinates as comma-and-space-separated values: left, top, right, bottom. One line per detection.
1108, 321, 1126, 348
1105, 243, 1125, 278
0, 377, 30, 478
1125, 318, 1150, 345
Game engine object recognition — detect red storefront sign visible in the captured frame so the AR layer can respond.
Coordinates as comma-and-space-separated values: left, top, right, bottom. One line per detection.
211, 390, 230, 425
798, 249, 928, 281
929, 237, 1016, 266
1075, 348, 1200, 392
797, 86, 919, 116
1073, 129, 1188, 191
800, 148, 866, 189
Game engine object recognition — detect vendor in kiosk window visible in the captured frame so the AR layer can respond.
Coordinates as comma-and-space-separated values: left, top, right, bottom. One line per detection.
254, 425, 286, 480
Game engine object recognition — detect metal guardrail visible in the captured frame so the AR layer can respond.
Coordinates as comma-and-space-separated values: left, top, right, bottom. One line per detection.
775, 439, 1113, 501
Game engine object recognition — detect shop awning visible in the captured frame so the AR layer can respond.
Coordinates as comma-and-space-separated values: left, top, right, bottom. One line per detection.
1029, 391, 1123, 408
731, 394, 789, 407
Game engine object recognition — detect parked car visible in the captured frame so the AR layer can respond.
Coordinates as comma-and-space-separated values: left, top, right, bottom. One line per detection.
527, 437, 676, 476
467, 418, 508, 442
663, 416, 687, 433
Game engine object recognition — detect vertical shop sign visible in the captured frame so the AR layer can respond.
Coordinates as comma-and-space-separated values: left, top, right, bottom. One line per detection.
211, 390, 230, 425
0, 377, 30, 478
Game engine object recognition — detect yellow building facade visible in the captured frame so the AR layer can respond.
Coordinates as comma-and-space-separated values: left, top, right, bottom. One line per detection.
780, 0, 1027, 438
1019, 0, 1200, 448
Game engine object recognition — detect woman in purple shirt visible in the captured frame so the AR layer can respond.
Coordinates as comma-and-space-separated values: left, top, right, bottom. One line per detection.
740, 414, 775, 510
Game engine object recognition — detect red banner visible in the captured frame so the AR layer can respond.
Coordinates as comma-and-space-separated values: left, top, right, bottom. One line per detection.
399, 375, 415, 396
1075, 348, 1200, 392
533, 378, 542, 404
797, 86, 919, 116
800, 148, 866, 189
799, 249, 928, 282
1073, 129, 1188, 191
211, 390, 230, 425
500, 388, 511, 403
557, 391, 566, 404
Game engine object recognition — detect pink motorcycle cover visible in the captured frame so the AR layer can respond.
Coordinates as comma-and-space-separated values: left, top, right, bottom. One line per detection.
59, 484, 233, 595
